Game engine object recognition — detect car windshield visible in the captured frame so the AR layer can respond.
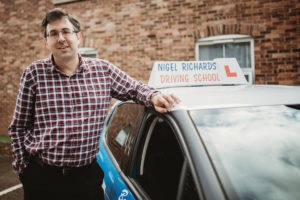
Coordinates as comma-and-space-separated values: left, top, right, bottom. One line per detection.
190, 105, 300, 200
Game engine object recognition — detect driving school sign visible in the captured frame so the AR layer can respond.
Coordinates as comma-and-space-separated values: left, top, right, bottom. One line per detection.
148, 58, 248, 88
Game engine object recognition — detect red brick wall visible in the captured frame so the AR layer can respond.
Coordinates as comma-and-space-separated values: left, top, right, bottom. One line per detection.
0, 0, 299, 135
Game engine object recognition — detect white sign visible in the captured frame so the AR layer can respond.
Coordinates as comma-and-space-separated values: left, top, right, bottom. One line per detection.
148, 58, 247, 88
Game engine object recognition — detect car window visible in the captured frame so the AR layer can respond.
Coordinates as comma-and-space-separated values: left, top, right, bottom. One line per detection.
177, 160, 200, 200
106, 102, 145, 172
131, 116, 200, 200
190, 105, 300, 200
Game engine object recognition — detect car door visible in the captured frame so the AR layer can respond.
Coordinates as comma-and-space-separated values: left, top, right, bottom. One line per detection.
99, 103, 202, 199
97, 101, 146, 200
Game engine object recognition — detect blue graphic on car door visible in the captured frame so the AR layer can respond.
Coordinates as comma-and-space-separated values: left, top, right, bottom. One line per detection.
96, 134, 135, 200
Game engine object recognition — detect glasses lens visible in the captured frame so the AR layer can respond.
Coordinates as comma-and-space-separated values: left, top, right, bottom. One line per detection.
47, 29, 75, 39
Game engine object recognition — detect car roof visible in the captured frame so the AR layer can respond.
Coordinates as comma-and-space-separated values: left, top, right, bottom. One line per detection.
159, 85, 300, 110
147, 58, 300, 111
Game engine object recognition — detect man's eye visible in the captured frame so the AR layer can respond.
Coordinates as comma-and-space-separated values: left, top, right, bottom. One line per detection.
63, 30, 71, 34
49, 32, 58, 37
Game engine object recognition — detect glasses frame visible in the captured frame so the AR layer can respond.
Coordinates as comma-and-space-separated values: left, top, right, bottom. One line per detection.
46, 28, 79, 40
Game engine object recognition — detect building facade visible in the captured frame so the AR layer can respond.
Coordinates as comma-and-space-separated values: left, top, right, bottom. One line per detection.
0, 0, 299, 135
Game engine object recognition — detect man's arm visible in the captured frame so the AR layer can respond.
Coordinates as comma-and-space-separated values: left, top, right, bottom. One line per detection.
108, 62, 180, 111
8, 67, 36, 175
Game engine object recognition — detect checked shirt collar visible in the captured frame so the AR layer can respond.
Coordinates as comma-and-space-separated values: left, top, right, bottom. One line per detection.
47, 54, 90, 75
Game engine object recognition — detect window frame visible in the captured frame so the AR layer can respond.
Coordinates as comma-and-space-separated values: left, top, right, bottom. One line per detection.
105, 101, 145, 173
78, 47, 98, 58
51, 0, 84, 4
195, 34, 255, 84
129, 113, 202, 200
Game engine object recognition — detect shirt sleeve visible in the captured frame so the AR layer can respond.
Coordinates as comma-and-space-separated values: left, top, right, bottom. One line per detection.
108, 63, 156, 107
8, 67, 36, 175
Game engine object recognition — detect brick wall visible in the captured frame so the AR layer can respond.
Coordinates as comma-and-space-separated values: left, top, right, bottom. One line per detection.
0, 0, 299, 135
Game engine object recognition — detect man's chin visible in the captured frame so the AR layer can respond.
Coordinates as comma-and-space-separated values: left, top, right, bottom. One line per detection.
53, 52, 76, 61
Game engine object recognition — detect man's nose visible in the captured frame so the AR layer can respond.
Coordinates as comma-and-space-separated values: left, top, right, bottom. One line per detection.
57, 32, 66, 41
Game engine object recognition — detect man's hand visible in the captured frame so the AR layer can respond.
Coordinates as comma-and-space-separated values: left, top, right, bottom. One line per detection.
151, 92, 180, 113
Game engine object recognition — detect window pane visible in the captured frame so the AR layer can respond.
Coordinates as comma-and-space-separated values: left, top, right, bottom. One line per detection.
198, 44, 223, 60
196, 35, 254, 83
135, 119, 184, 199
106, 103, 144, 171
190, 105, 300, 200
181, 167, 200, 200
225, 42, 251, 68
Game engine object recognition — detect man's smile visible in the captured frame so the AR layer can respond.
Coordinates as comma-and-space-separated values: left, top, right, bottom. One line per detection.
57, 46, 69, 49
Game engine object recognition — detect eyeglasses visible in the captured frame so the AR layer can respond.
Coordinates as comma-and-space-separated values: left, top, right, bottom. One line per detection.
46, 29, 78, 39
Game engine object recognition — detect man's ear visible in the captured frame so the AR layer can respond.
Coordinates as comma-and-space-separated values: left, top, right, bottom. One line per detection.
76, 32, 83, 43
42, 37, 49, 49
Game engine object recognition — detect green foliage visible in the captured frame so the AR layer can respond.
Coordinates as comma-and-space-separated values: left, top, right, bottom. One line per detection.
0, 136, 10, 143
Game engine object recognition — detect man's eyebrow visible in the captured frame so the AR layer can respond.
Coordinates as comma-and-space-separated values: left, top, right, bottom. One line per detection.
48, 28, 73, 32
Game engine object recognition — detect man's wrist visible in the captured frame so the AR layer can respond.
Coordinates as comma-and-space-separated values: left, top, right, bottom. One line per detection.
149, 91, 161, 108
150, 91, 161, 100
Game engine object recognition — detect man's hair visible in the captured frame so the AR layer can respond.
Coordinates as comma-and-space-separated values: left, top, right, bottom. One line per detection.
41, 8, 81, 38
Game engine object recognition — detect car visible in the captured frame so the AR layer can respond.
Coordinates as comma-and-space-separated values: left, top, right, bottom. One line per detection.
96, 58, 300, 200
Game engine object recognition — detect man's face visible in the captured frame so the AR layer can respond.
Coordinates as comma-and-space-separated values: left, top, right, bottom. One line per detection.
45, 17, 81, 62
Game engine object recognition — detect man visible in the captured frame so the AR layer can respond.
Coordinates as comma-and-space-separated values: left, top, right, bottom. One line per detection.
9, 8, 179, 200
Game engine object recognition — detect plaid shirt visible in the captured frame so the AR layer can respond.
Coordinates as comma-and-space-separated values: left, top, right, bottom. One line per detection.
9, 55, 155, 174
